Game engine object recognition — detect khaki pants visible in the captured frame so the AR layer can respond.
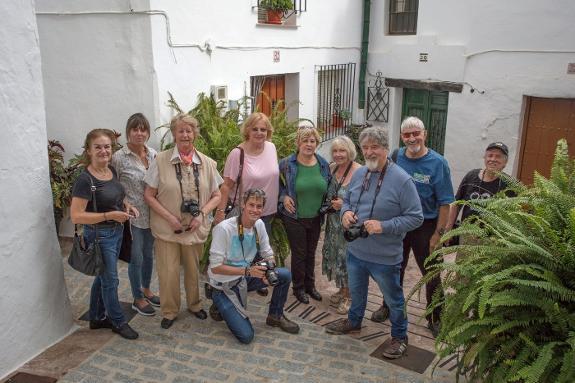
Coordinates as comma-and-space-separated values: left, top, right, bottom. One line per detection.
154, 239, 203, 319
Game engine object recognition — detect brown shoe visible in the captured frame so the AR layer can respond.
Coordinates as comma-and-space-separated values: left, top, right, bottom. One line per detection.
382, 336, 408, 359
371, 304, 390, 323
325, 319, 361, 335
266, 314, 300, 334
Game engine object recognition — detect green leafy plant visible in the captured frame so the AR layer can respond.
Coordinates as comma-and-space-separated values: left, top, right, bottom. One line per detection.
159, 92, 300, 268
259, 0, 293, 11
409, 139, 575, 383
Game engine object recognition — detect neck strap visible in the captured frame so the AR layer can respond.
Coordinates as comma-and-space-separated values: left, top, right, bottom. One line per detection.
353, 162, 389, 220
175, 162, 200, 203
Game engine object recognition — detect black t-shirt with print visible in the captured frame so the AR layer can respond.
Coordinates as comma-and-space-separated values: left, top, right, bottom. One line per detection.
455, 168, 514, 222
72, 167, 125, 214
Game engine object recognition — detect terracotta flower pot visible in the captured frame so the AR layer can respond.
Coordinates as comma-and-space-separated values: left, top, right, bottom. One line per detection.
332, 113, 343, 128
266, 9, 283, 24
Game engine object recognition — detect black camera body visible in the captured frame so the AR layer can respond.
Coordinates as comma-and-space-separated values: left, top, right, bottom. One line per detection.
224, 200, 235, 216
343, 223, 369, 242
181, 199, 201, 216
318, 196, 337, 215
251, 252, 279, 286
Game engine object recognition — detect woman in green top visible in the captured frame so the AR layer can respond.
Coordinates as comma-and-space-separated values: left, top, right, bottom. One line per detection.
278, 127, 331, 304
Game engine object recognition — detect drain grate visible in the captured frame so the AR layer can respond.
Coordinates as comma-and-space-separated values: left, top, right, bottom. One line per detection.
5, 372, 57, 383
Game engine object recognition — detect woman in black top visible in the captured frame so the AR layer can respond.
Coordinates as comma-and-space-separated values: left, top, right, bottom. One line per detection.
70, 129, 140, 340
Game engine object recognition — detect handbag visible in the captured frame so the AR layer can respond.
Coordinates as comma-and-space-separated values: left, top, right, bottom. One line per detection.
68, 175, 106, 276
118, 221, 132, 263
225, 147, 244, 219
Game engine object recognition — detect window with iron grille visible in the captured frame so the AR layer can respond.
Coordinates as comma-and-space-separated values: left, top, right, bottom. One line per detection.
316, 63, 356, 141
389, 0, 418, 35
256, 0, 307, 26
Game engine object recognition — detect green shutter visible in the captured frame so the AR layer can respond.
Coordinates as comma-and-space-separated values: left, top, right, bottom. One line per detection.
401, 88, 448, 154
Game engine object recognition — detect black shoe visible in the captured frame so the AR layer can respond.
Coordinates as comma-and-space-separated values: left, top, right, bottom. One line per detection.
294, 289, 309, 304
256, 287, 269, 297
89, 317, 113, 330
144, 294, 161, 308
161, 318, 175, 329
209, 303, 223, 322
306, 288, 322, 301
189, 309, 207, 320
427, 321, 441, 338
371, 304, 390, 323
132, 301, 155, 316
112, 323, 139, 340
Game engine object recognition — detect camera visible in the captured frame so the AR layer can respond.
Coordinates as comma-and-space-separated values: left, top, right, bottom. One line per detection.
181, 199, 200, 216
251, 252, 279, 286
318, 196, 337, 215
343, 223, 369, 242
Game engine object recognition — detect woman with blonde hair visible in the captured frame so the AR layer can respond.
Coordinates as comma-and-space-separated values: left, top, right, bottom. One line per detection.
278, 126, 330, 304
144, 114, 222, 329
322, 136, 361, 314
71, 129, 140, 339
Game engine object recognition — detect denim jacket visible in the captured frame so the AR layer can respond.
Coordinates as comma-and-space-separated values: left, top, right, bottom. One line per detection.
278, 152, 331, 220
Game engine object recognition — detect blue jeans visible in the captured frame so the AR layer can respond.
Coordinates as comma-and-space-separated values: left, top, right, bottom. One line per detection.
128, 225, 155, 300
212, 267, 291, 344
347, 251, 407, 339
85, 224, 126, 327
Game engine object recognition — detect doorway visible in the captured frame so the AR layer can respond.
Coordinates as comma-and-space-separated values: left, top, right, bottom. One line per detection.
518, 97, 575, 184
252, 75, 285, 116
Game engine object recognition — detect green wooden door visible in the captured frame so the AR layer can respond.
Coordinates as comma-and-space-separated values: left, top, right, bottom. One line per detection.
401, 89, 449, 154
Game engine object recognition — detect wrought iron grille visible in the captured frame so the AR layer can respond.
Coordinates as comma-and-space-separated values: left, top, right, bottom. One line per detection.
389, 0, 419, 35
256, 0, 307, 22
366, 72, 390, 122
317, 63, 356, 141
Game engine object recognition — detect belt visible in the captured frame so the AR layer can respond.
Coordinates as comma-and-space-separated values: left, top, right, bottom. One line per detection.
87, 221, 120, 229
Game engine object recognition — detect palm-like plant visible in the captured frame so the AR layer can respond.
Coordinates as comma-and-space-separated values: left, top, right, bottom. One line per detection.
409, 139, 575, 382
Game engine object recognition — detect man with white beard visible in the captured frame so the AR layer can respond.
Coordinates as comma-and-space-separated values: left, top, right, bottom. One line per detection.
371, 117, 454, 338
325, 127, 423, 360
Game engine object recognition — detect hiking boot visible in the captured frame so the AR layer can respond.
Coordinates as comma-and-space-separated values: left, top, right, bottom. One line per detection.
325, 319, 361, 335
336, 297, 351, 315
371, 304, 389, 323
330, 291, 343, 305
209, 303, 223, 322
266, 314, 300, 334
112, 323, 139, 340
89, 317, 113, 330
382, 336, 408, 359
427, 321, 441, 338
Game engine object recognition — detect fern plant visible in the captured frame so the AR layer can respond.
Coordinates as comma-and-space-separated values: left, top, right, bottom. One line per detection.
408, 139, 575, 382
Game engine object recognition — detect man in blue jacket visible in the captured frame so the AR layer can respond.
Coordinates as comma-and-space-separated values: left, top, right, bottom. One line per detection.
325, 126, 423, 360
372, 117, 454, 337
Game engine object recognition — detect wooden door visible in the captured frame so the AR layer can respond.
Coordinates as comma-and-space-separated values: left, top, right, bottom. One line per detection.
401, 88, 449, 154
255, 75, 285, 116
519, 97, 575, 184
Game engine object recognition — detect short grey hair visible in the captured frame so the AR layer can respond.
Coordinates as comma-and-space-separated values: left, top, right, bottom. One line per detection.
330, 135, 357, 161
359, 127, 389, 149
400, 116, 425, 132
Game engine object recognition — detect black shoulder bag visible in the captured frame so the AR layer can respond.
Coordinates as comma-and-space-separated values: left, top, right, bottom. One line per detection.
68, 175, 106, 276
225, 147, 245, 218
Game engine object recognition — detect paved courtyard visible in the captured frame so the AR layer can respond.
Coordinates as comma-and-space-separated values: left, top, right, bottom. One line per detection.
7, 236, 460, 383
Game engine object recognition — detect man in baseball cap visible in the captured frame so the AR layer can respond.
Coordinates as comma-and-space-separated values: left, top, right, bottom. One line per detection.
485, 142, 509, 157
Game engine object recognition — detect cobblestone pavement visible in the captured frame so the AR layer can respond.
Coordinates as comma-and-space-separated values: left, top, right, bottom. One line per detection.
26, 237, 458, 383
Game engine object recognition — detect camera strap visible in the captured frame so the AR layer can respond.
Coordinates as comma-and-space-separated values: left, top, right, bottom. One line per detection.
230, 147, 245, 210
175, 162, 200, 203
237, 215, 260, 262
352, 161, 389, 219
332, 161, 353, 196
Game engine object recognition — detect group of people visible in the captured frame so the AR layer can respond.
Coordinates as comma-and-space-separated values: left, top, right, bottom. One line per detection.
70, 111, 511, 360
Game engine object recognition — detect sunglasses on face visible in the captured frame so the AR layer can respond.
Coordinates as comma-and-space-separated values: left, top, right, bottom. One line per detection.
401, 130, 423, 139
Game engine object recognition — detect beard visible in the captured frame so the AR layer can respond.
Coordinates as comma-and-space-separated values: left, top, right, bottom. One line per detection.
365, 158, 379, 171
406, 144, 421, 154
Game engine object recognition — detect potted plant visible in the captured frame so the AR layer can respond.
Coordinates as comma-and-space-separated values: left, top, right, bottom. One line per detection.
332, 109, 351, 128
260, 0, 293, 25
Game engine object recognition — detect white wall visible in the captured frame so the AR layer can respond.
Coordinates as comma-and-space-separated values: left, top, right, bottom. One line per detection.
0, 1, 74, 378
35, 0, 158, 161
368, 0, 575, 184
148, 0, 363, 128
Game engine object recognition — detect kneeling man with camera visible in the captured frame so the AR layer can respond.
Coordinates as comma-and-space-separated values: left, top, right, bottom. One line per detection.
325, 127, 423, 359
208, 188, 299, 344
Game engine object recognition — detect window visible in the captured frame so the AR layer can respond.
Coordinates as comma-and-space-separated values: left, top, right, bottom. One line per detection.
256, 0, 307, 27
317, 63, 356, 141
389, 0, 418, 35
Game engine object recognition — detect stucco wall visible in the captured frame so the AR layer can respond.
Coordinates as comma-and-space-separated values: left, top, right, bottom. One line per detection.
368, 0, 575, 185
35, 0, 158, 160
0, 1, 74, 379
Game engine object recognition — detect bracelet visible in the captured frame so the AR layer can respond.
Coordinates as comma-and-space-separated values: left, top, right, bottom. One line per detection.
244, 267, 250, 277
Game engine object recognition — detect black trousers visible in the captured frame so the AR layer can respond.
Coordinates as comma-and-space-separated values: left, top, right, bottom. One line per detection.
383, 218, 444, 323
281, 214, 322, 292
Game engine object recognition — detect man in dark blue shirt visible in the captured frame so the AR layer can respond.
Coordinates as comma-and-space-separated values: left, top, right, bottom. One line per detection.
372, 117, 454, 337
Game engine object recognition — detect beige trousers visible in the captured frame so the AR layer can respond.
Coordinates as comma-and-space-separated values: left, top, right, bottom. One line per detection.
154, 239, 203, 319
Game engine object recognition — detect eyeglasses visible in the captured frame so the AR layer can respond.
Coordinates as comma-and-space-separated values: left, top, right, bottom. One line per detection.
401, 130, 423, 139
